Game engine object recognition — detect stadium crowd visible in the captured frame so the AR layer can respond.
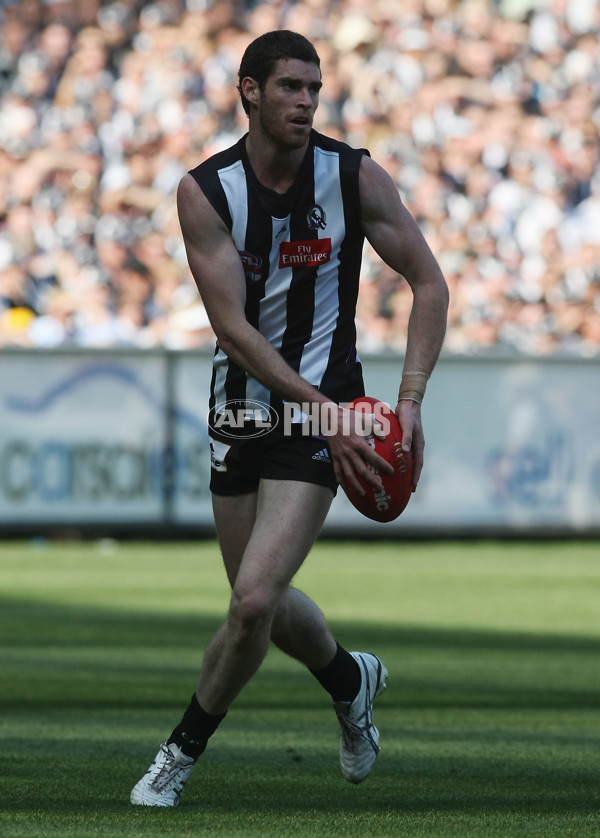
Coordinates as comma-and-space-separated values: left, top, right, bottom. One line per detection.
0, 0, 599, 355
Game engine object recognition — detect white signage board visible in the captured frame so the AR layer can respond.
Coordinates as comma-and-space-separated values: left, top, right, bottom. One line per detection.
0, 352, 166, 524
329, 355, 600, 535
1, 351, 598, 535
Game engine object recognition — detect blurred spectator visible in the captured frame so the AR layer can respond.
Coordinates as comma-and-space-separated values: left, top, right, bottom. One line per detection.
28, 287, 77, 347
0, 0, 598, 355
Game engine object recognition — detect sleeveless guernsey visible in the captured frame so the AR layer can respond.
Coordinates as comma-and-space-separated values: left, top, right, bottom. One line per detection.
189, 130, 369, 416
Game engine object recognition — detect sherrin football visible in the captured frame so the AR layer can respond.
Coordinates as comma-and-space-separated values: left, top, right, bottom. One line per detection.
343, 396, 413, 523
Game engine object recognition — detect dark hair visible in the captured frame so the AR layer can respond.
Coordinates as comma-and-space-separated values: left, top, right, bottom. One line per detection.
237, 30, 321, 115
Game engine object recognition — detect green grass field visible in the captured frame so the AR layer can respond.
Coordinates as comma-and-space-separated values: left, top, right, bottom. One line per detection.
1, 538, 599, 837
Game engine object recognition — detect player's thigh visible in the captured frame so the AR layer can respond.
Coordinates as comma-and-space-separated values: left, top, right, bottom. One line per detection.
233, 479, 334, 606
212, 492, 258, 588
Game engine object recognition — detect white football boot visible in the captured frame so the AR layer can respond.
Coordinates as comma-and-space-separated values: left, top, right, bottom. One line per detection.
130, 742, 196, 807
333, 651, 388, 783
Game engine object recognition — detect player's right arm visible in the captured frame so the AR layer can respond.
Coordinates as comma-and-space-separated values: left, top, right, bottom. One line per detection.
177, 173, 279, 381
176, 173, 391, 493
177, 173, 338, 409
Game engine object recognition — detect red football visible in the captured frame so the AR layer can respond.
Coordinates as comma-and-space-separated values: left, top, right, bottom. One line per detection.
343, 396, 413, 523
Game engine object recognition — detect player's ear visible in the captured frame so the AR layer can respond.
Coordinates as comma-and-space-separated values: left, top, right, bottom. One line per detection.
241, 77, 260, 108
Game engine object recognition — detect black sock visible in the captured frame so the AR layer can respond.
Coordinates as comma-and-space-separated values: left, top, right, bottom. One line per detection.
310, 643, 361, 703
167, 694, 226, 760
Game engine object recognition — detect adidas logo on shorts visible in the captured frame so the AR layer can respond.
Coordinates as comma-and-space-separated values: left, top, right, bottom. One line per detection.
312, 447, 331, 463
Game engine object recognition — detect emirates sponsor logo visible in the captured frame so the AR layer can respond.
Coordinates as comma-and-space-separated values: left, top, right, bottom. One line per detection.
279, 239, 331, 268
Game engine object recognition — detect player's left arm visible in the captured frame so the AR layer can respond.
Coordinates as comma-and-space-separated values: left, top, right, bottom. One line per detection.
359, 155, 449, 490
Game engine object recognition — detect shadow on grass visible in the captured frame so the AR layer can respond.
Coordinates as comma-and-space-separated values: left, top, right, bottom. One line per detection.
1, 596, 600, 710
1, 596, 600, 824
2, 738, 600, 819
3, 594, 600, 650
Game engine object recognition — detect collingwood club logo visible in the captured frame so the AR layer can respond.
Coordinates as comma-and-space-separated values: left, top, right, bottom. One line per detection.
307, 204, 327, 231
208, 400, 279, 439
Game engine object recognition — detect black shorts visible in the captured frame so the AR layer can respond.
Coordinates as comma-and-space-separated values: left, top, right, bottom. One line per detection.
208, 428, 338, 496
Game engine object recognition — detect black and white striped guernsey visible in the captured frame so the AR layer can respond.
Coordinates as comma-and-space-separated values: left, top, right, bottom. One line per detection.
189, 130, 369, 417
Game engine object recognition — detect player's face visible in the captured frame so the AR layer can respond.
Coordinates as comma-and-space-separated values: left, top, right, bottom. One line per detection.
255, 59, 322, 149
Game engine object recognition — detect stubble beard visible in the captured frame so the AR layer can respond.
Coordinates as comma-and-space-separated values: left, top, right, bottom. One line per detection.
258, 106, 312, 152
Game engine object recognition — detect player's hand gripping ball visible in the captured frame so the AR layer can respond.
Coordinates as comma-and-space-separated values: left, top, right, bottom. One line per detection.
343, 396, 413, 523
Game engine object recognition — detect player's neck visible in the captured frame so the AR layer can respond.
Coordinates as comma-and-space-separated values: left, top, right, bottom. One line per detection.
245, 133, 308, 195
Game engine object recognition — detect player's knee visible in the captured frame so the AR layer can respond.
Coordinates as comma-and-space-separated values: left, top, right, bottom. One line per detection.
228, 588, 275, 642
